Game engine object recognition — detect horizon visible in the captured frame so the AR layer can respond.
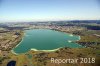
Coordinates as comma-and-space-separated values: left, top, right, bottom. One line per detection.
0, 20, 100, 23
0, 0, 100, 22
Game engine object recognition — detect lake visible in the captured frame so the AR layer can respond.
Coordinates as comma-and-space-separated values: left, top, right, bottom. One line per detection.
13, 29, 82, 53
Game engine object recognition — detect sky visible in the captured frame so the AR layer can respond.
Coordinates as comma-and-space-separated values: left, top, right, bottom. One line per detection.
0, 0, 100, 22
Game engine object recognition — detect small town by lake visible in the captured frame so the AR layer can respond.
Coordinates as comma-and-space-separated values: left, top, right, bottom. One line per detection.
13, 29, 82, 53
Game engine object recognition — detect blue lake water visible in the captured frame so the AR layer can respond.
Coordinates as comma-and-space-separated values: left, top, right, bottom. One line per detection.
13, 29, 82, 53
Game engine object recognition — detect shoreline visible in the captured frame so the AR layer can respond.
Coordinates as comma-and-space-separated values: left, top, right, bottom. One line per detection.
12, 31, 25, 49
30, 47, 61, 52
11, 47, 61, 55
11, 31, 26, 55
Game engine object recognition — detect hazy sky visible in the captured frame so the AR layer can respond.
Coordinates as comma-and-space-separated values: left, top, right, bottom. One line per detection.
0, 0, 100, 22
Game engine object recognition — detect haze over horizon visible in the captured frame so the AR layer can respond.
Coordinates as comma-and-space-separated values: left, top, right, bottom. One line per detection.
0, 0, 100, 22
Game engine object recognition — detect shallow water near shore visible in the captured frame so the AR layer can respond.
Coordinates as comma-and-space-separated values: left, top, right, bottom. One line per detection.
13, 29, 83, 53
